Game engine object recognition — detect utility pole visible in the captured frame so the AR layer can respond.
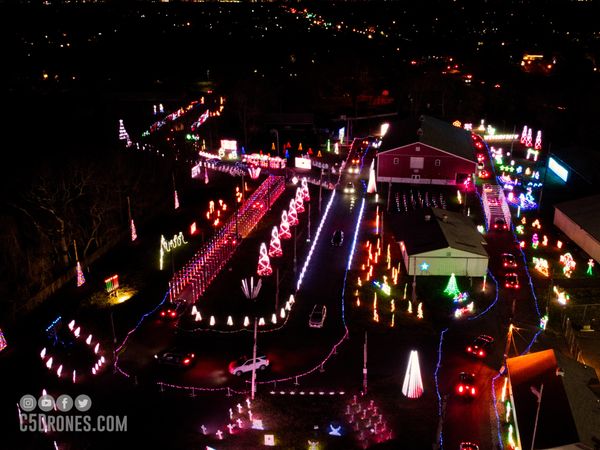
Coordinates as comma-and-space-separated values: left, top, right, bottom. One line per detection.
363, 331, 368, 395
251, 315, 258, 400
318, 168, 323, 212
306, 202, 311, 242
293, 225, 297, 272
387, 178, 392, 212
504, 323, 514, 361
530, 384, 544, 450
275, 268, 279, 312
537, 143, 551, 211
241, 277, 262, 401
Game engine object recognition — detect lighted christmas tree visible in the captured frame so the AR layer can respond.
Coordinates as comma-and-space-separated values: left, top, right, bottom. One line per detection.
76, 261, 86, 287
288, 199, 298, 226
367, 160, 377, 194
295, 188, 305, 213
130, 219, 137, 242
444, 273, 460, 297
257, 242, 273, 277
402, 350, 424, 398
118, 119, 132, 147
74, 240, 86, 287
268, 226, 283, 257
520, 125, 528, 144
0, 328, 7, 352
279, 210, 291, 239
534, 130, 542, 150
301, 178, 310, 201
525, 128, 533, 147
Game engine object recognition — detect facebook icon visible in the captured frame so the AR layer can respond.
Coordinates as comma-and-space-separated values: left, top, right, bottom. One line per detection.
56, 395, 73, 412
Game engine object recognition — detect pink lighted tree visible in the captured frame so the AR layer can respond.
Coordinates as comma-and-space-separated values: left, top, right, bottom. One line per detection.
534, 130, 542, 150
257, 243, 273, 277
279, 210, 291, 239
295, 188, 305, 213
288, 199, 298, 226
268, 226, 282, 257
520, 125, 528, 144
301, 178, 310, 201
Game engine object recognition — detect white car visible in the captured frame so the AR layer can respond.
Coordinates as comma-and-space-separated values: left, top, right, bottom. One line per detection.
228, 355, 269, 376
309, 304, 327, 328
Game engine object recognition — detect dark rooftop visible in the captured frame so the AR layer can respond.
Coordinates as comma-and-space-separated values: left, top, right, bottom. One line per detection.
389, 207, 487, 256
554, 194, 600, 244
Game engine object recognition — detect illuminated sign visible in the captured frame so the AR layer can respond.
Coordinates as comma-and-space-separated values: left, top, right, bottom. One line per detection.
104, 275, 119, 293
548, 157, 569, 182
294, 157, 312, 170
220, 139, 237, 151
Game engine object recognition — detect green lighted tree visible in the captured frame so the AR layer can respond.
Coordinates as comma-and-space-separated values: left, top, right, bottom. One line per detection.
444, 273, 461, 297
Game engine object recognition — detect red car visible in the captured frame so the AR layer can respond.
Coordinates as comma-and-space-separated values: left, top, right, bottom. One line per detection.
456, 372, 477, 398
466, 335, 494, 358
501, 253, 517, 269
159, 301, 185, 320
493, 217, 509, 230
504, 273, 520, 289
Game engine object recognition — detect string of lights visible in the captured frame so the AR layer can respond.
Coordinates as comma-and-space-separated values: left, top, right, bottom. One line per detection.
296, 190, 336, 291
434, 327, 448, 449
467, 269, 499, 321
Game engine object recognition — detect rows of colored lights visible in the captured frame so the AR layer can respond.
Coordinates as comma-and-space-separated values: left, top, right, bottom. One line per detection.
168, 176, 285, 302
478, 123, 545, 212
182, 181, 311, 333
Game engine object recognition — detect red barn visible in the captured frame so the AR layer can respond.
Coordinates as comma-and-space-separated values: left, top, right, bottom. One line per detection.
376, 115, 477, 185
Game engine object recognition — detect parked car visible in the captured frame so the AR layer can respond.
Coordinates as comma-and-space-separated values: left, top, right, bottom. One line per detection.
309, 304, 327, 328
501, 253, 517, 269
331, 230, 344, 246
154, 348, 196, 367
228, 355, 269, 376
455, 372, 477, 398
466, 335, 495, 358
504, 273, 520, 289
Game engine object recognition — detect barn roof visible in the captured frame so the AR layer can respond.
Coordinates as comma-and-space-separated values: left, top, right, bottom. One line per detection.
389, 207, 488, 257
507, 349, 600, 450
554, 194, 600, 244
379, 115, 477, 163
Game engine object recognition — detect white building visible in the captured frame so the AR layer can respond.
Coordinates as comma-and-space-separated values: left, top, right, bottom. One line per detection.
392, 207, 488, 277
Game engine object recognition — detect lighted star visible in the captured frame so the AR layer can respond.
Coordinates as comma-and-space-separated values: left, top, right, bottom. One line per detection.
420, 262, 430, 271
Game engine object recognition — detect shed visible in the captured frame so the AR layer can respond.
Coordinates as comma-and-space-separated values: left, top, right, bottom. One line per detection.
391, 207, 488, 277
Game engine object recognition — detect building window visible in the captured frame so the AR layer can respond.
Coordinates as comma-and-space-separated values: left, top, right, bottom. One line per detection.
410, 157, 424, 169
393, 157, 399, 165
415, 146, 421, 152
435, 159, 441, 167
